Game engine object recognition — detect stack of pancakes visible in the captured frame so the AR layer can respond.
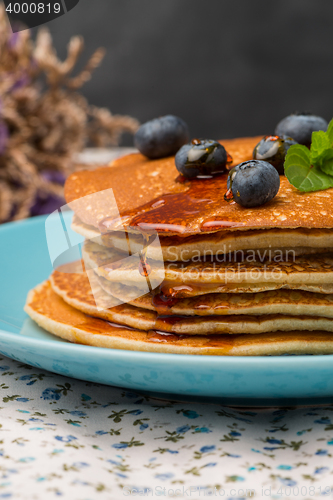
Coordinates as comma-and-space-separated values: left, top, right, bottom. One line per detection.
25, 137, 333, 355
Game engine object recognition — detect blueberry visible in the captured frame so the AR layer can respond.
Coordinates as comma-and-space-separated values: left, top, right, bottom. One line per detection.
175, 139, 229, 179
253, 135, 297, 175
225, 160, 280, 208
275, 112, 327, 147
134, 115, 189, 159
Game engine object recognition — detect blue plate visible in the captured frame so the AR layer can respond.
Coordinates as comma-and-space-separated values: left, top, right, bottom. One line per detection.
1, 214, 333, 406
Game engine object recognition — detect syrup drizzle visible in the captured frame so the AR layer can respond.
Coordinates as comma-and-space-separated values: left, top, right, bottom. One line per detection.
151, 292, 179, 314
147, 331, 181, 343
99, 173, 246, 236
224, 188, 234, 203
226, 151, 233, 166
145, 330, 236, 352
154, 314, 189, 331
138, 232, 153, 288
125, 231, 132, 256
159, 283, 198, 299
99, 215, 154, 288
154, 281, 224, 299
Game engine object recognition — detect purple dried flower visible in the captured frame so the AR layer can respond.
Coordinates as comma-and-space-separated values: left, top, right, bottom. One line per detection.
11, 73, 30, 92
0, 121, 9, 155
30, 193, 65, 216
41, 171, 66, 185
9, 21, 26, 35
8, 32, 19, 49
30, 57, 38, 71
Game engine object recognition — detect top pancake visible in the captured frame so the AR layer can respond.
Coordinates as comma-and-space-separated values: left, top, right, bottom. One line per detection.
65, 136, 333, 236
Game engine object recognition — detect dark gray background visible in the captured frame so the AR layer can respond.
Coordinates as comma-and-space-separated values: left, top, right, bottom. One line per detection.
41, 0, 333, 144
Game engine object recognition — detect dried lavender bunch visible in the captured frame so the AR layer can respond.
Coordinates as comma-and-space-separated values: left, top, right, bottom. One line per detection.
0, 4, 139, 221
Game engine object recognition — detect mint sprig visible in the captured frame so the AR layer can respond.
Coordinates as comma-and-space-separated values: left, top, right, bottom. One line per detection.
310, 130, 330, 167
284, 118, 333, 192
327, 118, 333, 144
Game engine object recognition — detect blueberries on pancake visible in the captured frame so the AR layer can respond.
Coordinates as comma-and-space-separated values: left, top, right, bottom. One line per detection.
175, 139, 228, 179
275, 112, 327, 147
134, 115, 189, 159
253, 135, 297, 175
226, 160, 280, 208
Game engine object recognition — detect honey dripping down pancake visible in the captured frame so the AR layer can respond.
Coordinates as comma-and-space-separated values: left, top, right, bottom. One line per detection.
65, 136, 333, 238
92, 273, 333, 317
71, 214, 333, 261
48, 263, 333, 334
24, 280, 333, 355
50, 263, 333, 320
82, 240, 333, 288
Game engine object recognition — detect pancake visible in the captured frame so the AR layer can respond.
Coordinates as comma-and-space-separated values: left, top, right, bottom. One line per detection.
72, 215, 104, 245
24, 280, 333, 355
97, 273, 333, 298
50, 268, 156, 331
95, 273, 333, 318
49, 269, 333, 335
82, 240, 333, 290
42, 135, 333, 355
72, 214, 333, 261
65, 136, 333, 237
65, 137, 260, 232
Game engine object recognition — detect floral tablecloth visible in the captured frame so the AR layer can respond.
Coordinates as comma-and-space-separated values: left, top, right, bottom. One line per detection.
0, 355, 333, 499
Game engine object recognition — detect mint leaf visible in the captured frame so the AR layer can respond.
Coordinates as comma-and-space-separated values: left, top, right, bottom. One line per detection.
310, 130, 330, 167
284, 118, 333, 192
319, 149, 333, 175
326, 118, 333, 146
284, 144, 333, 192
308, 119, 333, 174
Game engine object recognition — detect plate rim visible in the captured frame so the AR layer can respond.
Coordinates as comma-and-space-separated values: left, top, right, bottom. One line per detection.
1, 326, 333, 369
1, 214, 333, 369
